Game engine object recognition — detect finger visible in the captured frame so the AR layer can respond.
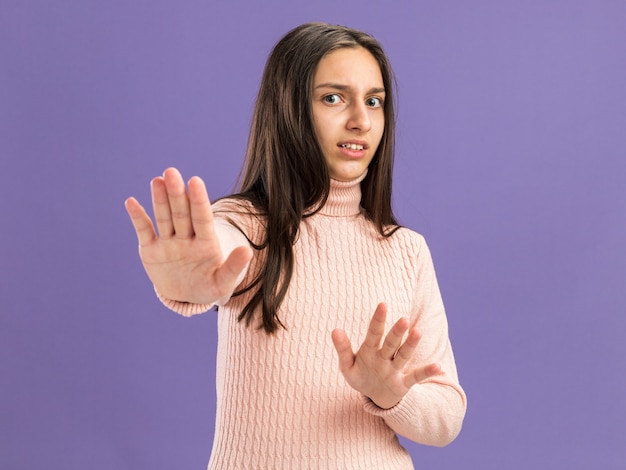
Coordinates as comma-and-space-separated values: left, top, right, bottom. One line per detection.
187, 176, 216, 241
403, 363, 442, 389
363, 303, 387, 349
331, 329, 356, 373
380, 316, 410, 361
151, 176, 174, 239
125, 197, 157, 246
215, 245, 253, 291
163, 168, 193, 239
391, 327, 422, 369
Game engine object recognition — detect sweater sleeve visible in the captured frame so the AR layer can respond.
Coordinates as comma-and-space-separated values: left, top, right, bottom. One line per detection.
154, 211, 252, 317
362, 235, 467, 447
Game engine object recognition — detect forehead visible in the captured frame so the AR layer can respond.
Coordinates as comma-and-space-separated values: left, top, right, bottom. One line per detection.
313, 46, 384, 88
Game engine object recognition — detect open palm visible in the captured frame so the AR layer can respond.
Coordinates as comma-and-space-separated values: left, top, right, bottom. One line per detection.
332, 303, 442, 409
124, 168, 252, 305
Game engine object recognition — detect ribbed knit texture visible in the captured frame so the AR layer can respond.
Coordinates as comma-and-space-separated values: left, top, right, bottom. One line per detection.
160, 173, 466, 470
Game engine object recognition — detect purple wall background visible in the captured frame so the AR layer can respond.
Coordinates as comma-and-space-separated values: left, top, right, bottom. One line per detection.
2, 1, 625, 468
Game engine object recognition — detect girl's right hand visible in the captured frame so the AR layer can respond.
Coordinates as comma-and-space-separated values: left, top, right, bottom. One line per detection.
124, 167, 253, 305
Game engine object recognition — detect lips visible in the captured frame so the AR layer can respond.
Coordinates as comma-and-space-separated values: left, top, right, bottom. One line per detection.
340, 143, 364, 151
338, 141, 368, 151
337, 141, 368, 160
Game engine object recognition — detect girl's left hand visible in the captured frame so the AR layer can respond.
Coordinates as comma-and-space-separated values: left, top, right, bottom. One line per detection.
331, 302, 442, 409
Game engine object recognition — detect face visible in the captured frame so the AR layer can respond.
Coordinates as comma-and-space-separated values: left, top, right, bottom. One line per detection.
311, 46, 385, 182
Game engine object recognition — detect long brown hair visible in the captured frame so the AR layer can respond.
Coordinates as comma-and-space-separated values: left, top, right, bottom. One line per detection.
228, 22, 399, 334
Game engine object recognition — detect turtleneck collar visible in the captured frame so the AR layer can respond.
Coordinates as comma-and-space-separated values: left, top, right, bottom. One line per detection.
318, 171, 367, 217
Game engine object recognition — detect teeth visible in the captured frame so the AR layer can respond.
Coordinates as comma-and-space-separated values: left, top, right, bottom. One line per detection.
342, 143, 364, 150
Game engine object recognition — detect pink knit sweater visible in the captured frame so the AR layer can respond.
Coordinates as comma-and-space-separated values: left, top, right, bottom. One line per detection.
158, 173, 466, 469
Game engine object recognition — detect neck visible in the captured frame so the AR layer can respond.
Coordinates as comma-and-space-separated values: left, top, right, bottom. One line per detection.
319, 171, 367, 217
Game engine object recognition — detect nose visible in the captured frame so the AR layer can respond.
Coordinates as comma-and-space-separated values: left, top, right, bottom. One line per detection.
346, 102, 371, 132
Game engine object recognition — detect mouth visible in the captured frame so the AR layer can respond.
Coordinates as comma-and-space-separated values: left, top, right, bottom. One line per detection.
339, 142, 367, 151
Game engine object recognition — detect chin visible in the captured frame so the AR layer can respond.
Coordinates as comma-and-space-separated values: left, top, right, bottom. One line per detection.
329, 165, 368, 182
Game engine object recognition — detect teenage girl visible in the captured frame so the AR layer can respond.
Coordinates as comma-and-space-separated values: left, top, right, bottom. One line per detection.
125, 22, 466, 470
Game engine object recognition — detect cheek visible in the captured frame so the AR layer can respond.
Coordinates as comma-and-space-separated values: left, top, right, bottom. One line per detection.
374, 117, 385, 142
311, 118, 325, 146
315, 121, 334, 147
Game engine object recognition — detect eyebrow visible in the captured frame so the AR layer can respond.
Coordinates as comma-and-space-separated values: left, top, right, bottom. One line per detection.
314, 83, 386, 94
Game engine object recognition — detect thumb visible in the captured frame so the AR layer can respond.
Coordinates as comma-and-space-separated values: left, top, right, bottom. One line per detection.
216, 245, 253, 289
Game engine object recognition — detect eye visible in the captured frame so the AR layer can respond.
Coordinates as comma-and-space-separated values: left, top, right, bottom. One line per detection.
323, 94, 341, 105
366, 97, 383, 108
